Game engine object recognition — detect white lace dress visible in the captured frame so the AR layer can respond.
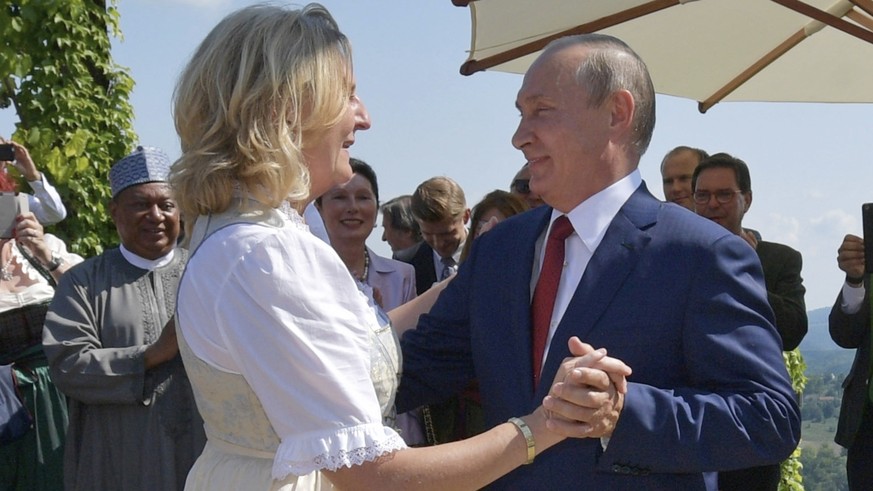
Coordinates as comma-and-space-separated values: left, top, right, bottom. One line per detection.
177, 203, 406, 491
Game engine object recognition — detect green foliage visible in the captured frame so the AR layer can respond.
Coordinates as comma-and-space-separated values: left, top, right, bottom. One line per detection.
799, 446, 848, 491
785, 349, 809, 394
0, 0, 136, 256
780, 349, 809, 490
798, 373, 847, 489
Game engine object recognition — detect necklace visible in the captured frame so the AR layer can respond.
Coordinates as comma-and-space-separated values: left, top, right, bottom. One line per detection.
352, 248, 370, 284
1, 240, 14, 281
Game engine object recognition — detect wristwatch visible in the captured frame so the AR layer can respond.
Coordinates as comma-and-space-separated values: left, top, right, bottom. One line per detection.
47, 252, 66, 272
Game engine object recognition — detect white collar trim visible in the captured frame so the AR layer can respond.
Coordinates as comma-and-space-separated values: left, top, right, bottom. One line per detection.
120, 244, 175, 270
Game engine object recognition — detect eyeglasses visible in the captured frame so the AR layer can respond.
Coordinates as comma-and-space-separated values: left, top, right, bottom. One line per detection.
511, 179, 531, 195
692, 190, 743, 205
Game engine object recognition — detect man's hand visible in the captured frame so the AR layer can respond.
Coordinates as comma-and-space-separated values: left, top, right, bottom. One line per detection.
740, 228, 759, 250
542, 336, 631, 439
837, 234, 864, 279
143, 318, 179, 369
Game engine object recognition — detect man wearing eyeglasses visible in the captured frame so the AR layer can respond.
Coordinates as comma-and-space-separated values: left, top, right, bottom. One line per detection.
692, 152, 807, 491
509, 163, 544, 209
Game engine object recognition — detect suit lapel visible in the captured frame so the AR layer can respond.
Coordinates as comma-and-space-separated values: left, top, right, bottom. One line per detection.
412, 243, 437, 294
507, 208, 553, 403
536, 186, 658, 399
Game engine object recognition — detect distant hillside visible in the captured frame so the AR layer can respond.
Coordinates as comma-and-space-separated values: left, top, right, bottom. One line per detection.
799, 307, 855, 376
800, 307, 833, 352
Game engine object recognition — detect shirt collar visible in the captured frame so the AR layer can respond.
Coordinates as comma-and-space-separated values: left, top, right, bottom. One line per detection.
120, 244, 175, 270
431, 242, 463, 266
548, 170, 642, 252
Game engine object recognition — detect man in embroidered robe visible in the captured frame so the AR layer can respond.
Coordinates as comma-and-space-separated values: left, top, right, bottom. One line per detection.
43, 146, 205, 491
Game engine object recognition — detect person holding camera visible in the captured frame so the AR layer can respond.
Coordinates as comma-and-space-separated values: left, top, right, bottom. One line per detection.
0, 138, 67, 226
829, 233, 873, 491
0, 167, 82, 490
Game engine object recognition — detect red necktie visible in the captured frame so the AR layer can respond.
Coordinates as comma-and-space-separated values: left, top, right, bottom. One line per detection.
531, 215, 574, 387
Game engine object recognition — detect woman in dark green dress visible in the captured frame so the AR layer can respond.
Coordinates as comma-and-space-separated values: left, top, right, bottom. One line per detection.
0, 169, 81, 491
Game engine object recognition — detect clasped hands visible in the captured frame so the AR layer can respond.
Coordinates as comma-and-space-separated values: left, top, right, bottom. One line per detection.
542, 336, 632, 439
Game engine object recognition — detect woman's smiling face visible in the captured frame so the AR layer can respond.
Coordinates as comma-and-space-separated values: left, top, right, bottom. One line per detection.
304, 78, 371, 201
318, 172, 378, 245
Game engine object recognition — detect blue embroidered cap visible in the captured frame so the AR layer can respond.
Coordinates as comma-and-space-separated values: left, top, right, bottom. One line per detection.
109, 146, 171, 198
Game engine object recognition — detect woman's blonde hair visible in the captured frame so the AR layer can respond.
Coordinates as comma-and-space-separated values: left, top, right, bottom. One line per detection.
170, 3, 352, 232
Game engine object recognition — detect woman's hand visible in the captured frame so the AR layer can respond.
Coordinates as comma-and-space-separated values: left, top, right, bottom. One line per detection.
14, 212, 53, 265
0, 139, 41, 181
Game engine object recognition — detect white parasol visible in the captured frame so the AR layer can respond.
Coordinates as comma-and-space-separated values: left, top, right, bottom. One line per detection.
454, 0, 873, 112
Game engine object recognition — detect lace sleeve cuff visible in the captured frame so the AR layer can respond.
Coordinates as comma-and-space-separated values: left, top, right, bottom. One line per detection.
273, 422, 406, 480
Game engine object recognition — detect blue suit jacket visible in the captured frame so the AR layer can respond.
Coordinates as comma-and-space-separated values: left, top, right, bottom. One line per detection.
397, 184, 800, 490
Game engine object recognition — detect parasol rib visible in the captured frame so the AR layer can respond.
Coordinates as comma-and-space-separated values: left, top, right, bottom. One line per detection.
699, 30, 808, 113
848, 0, 873, 18
700, 0, 871, 112
847, 9, 873, 31
770, 0, 873, 44
459, 0, 679, 75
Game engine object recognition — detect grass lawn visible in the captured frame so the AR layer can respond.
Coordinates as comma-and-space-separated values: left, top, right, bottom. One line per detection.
799, 418, 843, 455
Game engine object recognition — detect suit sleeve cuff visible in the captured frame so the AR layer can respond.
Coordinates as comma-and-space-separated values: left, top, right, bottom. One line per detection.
841, 281, 865, 314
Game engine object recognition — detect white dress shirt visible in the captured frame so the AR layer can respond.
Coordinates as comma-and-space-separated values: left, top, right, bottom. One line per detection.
27, 173, 66, 225
431, 243, 462, 280
841, 281, 866, 314
531, 170, 642, 367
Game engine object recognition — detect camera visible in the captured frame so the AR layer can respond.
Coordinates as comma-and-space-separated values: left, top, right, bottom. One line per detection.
1, 193, 29, 238
863, 203, 873, 275
0, 144, 14, 162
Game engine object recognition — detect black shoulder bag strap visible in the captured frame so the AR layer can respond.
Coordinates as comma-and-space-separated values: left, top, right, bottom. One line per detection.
14, 242, 57, 288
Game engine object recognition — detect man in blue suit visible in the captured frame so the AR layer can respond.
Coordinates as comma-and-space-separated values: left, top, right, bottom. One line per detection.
396, 33, 799, 490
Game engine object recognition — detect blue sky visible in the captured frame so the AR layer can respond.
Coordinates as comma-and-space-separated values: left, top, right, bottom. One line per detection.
2, 0, 872, 310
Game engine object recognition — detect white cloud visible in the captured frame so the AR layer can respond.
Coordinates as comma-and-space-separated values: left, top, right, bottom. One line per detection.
809, 209, 858, 239
760, 212, 801, 246
744, 210, 859, 309
804, 189, 825, 200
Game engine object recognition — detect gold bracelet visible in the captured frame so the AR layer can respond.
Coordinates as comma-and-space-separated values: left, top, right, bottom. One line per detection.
507, 417, 535, 465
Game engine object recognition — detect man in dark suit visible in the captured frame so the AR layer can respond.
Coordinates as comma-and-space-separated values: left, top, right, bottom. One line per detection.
379, 195, 423, 259
401, 176, 469, 295
396, 34, 799, 489
692, 153, 808, 351
830, 233, 873, 491
692, 153, 807, 490
393, 240, 436, 296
